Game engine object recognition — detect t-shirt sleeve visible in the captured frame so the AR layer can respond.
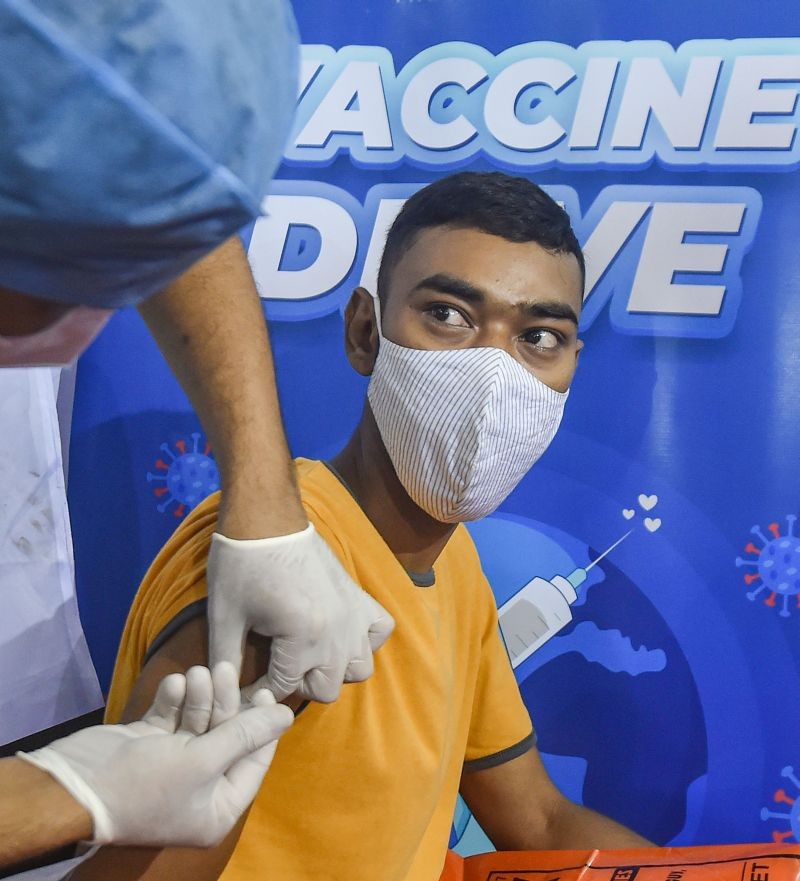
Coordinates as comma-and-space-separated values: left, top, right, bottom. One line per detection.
463, 580, 535, 771
104, 495, 219, 723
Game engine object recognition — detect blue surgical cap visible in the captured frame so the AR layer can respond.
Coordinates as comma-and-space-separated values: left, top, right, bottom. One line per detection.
0, 0, 299, 308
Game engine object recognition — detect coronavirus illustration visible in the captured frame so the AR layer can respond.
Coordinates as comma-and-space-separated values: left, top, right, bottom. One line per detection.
736, 516, 800, 617
760, 766, 800, 843
147, 433, 220, 518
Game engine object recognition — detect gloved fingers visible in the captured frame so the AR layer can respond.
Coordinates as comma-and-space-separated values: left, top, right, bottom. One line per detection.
362, 594, 396, 652
222, 740, 281, 811
207, 600, 248, 681
210, 661, 243, 728
342, 656, 374, 683
343, 634, 374, 683
207, 537, 249, 677
240, 673, 271, 705
300, 659, 347, 703
142, 672, 187, 733
265, 638, 313, 701
191, 701, 294, 779
179, 666, 214, 734
228, 690, 290, 777
244, 691, 294, 771
249, 688, 280, 709
221, 704, 293, 811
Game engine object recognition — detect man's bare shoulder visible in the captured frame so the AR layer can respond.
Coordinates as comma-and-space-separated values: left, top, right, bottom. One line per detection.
121, 614, 299, 723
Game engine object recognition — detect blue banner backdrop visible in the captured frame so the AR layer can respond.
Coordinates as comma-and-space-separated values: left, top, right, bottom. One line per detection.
69, 0, 800, 854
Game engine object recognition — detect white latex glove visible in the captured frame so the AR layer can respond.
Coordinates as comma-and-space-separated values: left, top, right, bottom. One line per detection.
17, 663, 293, 847
208, 523, 395, 702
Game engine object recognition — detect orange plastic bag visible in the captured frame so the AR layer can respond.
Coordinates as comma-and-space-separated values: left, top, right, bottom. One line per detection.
440, 843, 800, 881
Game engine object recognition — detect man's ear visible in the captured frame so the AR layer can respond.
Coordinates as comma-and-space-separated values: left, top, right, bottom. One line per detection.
343, 287, 379, 376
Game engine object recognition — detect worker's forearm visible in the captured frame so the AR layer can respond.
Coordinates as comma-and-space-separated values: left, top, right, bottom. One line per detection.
541, 800, 652, 851
0, 756, 92, 867
137, 236, 307, 538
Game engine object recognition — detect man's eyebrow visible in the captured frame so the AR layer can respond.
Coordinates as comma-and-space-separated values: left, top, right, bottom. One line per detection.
412, 273, 579, 326
518, 300, 579, 326
412, 273, 486, 303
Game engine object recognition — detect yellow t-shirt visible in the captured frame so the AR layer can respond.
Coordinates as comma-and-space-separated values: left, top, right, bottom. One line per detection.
106, 459, 534, 881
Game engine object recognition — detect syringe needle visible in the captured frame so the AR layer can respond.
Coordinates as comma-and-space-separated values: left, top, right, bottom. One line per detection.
584, 528, 634, 572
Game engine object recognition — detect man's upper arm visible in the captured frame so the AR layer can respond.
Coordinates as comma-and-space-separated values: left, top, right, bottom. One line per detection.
122, 612, 304, 722
120, 614, 212, 722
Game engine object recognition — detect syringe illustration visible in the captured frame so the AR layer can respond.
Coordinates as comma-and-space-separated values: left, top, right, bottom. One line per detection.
499, 529, 633, 669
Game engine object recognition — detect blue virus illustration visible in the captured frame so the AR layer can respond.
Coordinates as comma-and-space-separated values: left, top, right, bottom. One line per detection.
147, 432, 220, 518
760, 766, 800, 843
736, 516, 800, 618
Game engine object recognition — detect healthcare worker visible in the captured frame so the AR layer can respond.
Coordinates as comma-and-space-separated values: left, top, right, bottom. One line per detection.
0, 0, 393, 866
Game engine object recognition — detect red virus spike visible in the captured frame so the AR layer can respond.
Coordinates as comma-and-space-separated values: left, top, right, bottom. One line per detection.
204, 442, 212, 456
769, 522, 781, 539
153, 487, 168, 498
774, 789, 795, 807
173, 503, 186, 518
745, 542, 761, 555
765, 592, 777, 607
744, 573, 761, 585
772, 830, 794, 844
155, 459, 169, 471
175, 440, 187, 454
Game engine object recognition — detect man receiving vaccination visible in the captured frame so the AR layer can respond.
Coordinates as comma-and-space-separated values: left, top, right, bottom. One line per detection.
76, 172, 651, 881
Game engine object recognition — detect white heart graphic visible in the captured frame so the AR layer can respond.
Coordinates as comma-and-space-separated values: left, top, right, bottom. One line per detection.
638, 494, 658, 511
644, 517, 661, 533
622, 509, 635, 520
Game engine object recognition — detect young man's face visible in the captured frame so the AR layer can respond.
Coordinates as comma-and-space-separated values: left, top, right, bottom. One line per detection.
376, 226, 583, 393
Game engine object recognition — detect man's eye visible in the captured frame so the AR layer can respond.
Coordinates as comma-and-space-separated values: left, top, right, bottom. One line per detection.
524, 329, 561, 350
428, 304, 469, 327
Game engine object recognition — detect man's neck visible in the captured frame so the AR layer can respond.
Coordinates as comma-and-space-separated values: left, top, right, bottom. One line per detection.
330, 408, 457, 574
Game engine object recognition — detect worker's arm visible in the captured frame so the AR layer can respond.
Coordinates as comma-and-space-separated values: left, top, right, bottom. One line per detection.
71, 615, 300, 881
459, 747, 652, 852
138, 236, 394, 699
137, 235, 306, 541
0, 757, 92, 868
0, 663, 290, 873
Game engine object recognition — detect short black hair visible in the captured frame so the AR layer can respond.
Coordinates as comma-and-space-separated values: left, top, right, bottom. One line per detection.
376, 171, 584, 303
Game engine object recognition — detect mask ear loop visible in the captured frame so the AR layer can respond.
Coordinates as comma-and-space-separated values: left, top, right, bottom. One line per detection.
370, 293, 383, 338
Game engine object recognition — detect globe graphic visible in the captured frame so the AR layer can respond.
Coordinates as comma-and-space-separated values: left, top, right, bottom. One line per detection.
452, 514, 708, 854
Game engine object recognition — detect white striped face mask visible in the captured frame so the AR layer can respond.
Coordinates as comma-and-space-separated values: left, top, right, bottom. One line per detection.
366, 303, 569, 523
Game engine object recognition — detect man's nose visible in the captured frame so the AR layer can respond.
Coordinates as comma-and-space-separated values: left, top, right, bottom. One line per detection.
473, 320, 516, 358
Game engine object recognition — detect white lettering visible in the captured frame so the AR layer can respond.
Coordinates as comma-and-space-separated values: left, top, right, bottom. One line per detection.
295, 60, 393, 149
484, 58, 575, 151
715, 55, 800, 149
401, 58, 487, 150
582, 201, 652, 298
628, 202, 745, 315
612, 57, 721, 149
249, 196, 358, 301
569, 57, 620, 149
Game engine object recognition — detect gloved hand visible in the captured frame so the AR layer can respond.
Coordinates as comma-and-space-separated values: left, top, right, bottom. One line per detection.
17, 663, 293, 847
208, 523, 395, 702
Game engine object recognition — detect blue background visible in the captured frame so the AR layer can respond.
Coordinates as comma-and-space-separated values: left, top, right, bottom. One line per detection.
69, 0, 800, 853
